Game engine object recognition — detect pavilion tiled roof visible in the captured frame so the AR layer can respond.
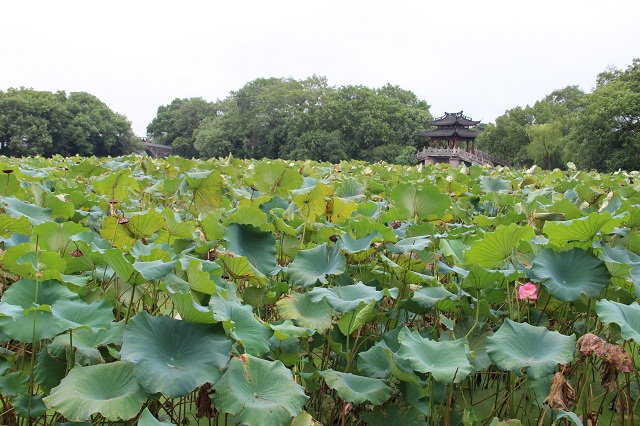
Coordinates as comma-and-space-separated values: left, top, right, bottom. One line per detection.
426, 111, 480, 127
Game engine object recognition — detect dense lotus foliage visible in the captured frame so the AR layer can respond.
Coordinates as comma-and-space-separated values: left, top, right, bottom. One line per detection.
0, 154, 639, 425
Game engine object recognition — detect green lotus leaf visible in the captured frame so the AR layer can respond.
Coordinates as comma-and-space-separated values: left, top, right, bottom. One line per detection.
336, 177, 366, 201
1, 196, 52, 225
440, 239, 470, 266
397, 328, 472, 384
595, 300, 640, 342
224, 223, 277, 276
92, 169, 140, 202
48, 324, 122, 366
209, 292, 272, 356
411, 285, 456, 308
357, 344, 416, 383
452, 318, 493, 372
270, 320, 314, 340
1, 243, 66, 280
156, 208, 196, 244
166, 279, 215, 324
337, 300, 377, 335
132, 259, 177, 280
0, 279, 77, 341
0, 172, 25, 198
287, 243, 346, 287
291, 182, 331, 223
479, 176, 511, 193
11, 393, 47, 418
100, 209, 166, 249
543, 211, 615, 247
50, 299, 114, 332
43, 361, 147, 422
32, 221, 87, 253
309, 282, 384, 313
0, 214, 31, 238
120, 312, 231, 398
212, 355, 308, 426
486, 319, 576, 379
103, 249, 146, 285
390, 182, 451, 220
217, 252, 270, 287
463, 264, 505, 293
253, 162, 303, 197
357, 345, 394, 380
185, 170, 223, 213
386, 236, 432, 254
321, 370, 393, 405
338, 232, 380, 254
532, 248, 610, 301
379, 253, 436, 285
138, 407, 176, 426
228, 205, 270, 228
275, 292, 332, 333
465, 224, 534, 268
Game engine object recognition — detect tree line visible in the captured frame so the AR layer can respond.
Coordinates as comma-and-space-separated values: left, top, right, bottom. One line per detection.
0, 89, 142, 157
1, 58, 638, 171
477, 58, 640, 172
146, 76, 430, 164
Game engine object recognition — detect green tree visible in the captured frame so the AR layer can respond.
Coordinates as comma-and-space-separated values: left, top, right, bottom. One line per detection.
318, 84, 430, 162
195, 77, 330, 159
280, 130, 347, 163
476, 106, 534, 166
477, 85, 584, 169
566, 59, 640, 171
0, 88, 140, 157
147, 97, 218, 158
526, 121, 563, 169
62, 92, 141, 157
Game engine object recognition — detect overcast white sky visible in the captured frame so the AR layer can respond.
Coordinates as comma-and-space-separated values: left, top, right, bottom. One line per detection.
2, 0, 639, 135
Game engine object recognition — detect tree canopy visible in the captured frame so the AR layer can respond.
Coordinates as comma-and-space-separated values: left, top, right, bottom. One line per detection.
0, 88, 142, 157
151, 77, 431, 164
478, 58, 640, 172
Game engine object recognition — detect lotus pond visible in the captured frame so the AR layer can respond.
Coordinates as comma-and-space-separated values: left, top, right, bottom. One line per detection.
0, 155, 638, 426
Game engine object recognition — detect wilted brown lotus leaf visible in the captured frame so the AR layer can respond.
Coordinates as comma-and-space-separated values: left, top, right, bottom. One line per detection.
543, 371, 576, 411
576, 333, 634, 392
196, 382, 213, 419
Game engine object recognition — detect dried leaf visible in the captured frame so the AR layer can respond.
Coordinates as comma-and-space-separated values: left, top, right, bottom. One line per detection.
543, 371, 576, 411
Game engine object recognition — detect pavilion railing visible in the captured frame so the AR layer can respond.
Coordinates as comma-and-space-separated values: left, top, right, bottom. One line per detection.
416, 147, 511, 167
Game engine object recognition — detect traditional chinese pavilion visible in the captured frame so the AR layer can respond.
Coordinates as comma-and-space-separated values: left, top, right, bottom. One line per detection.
416, 111, 509, 167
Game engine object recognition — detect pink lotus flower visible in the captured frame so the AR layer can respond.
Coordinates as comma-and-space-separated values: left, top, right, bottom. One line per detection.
518, 282, 538, 301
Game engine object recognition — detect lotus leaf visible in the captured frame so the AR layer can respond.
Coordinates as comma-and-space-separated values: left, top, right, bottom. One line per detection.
397, 328, 472, 383
120, 312, 231, 398
322, 370, 393, 405
43, 361, 147, 422
287, 243, 346, 287
543, 211, 615, 247
185, 170, 223, 212
595, 300, 640, 342
212, 354, 308, 426
486, 319, 576, 379
209, 292, 272, 356
531, 248, 609, 301
275, 292, 332, 333
390, 182, 451, 220
309, 282, 385, 313
138, 407, 176, 426
465, 224, 534, 268
224, 223, 277, 276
